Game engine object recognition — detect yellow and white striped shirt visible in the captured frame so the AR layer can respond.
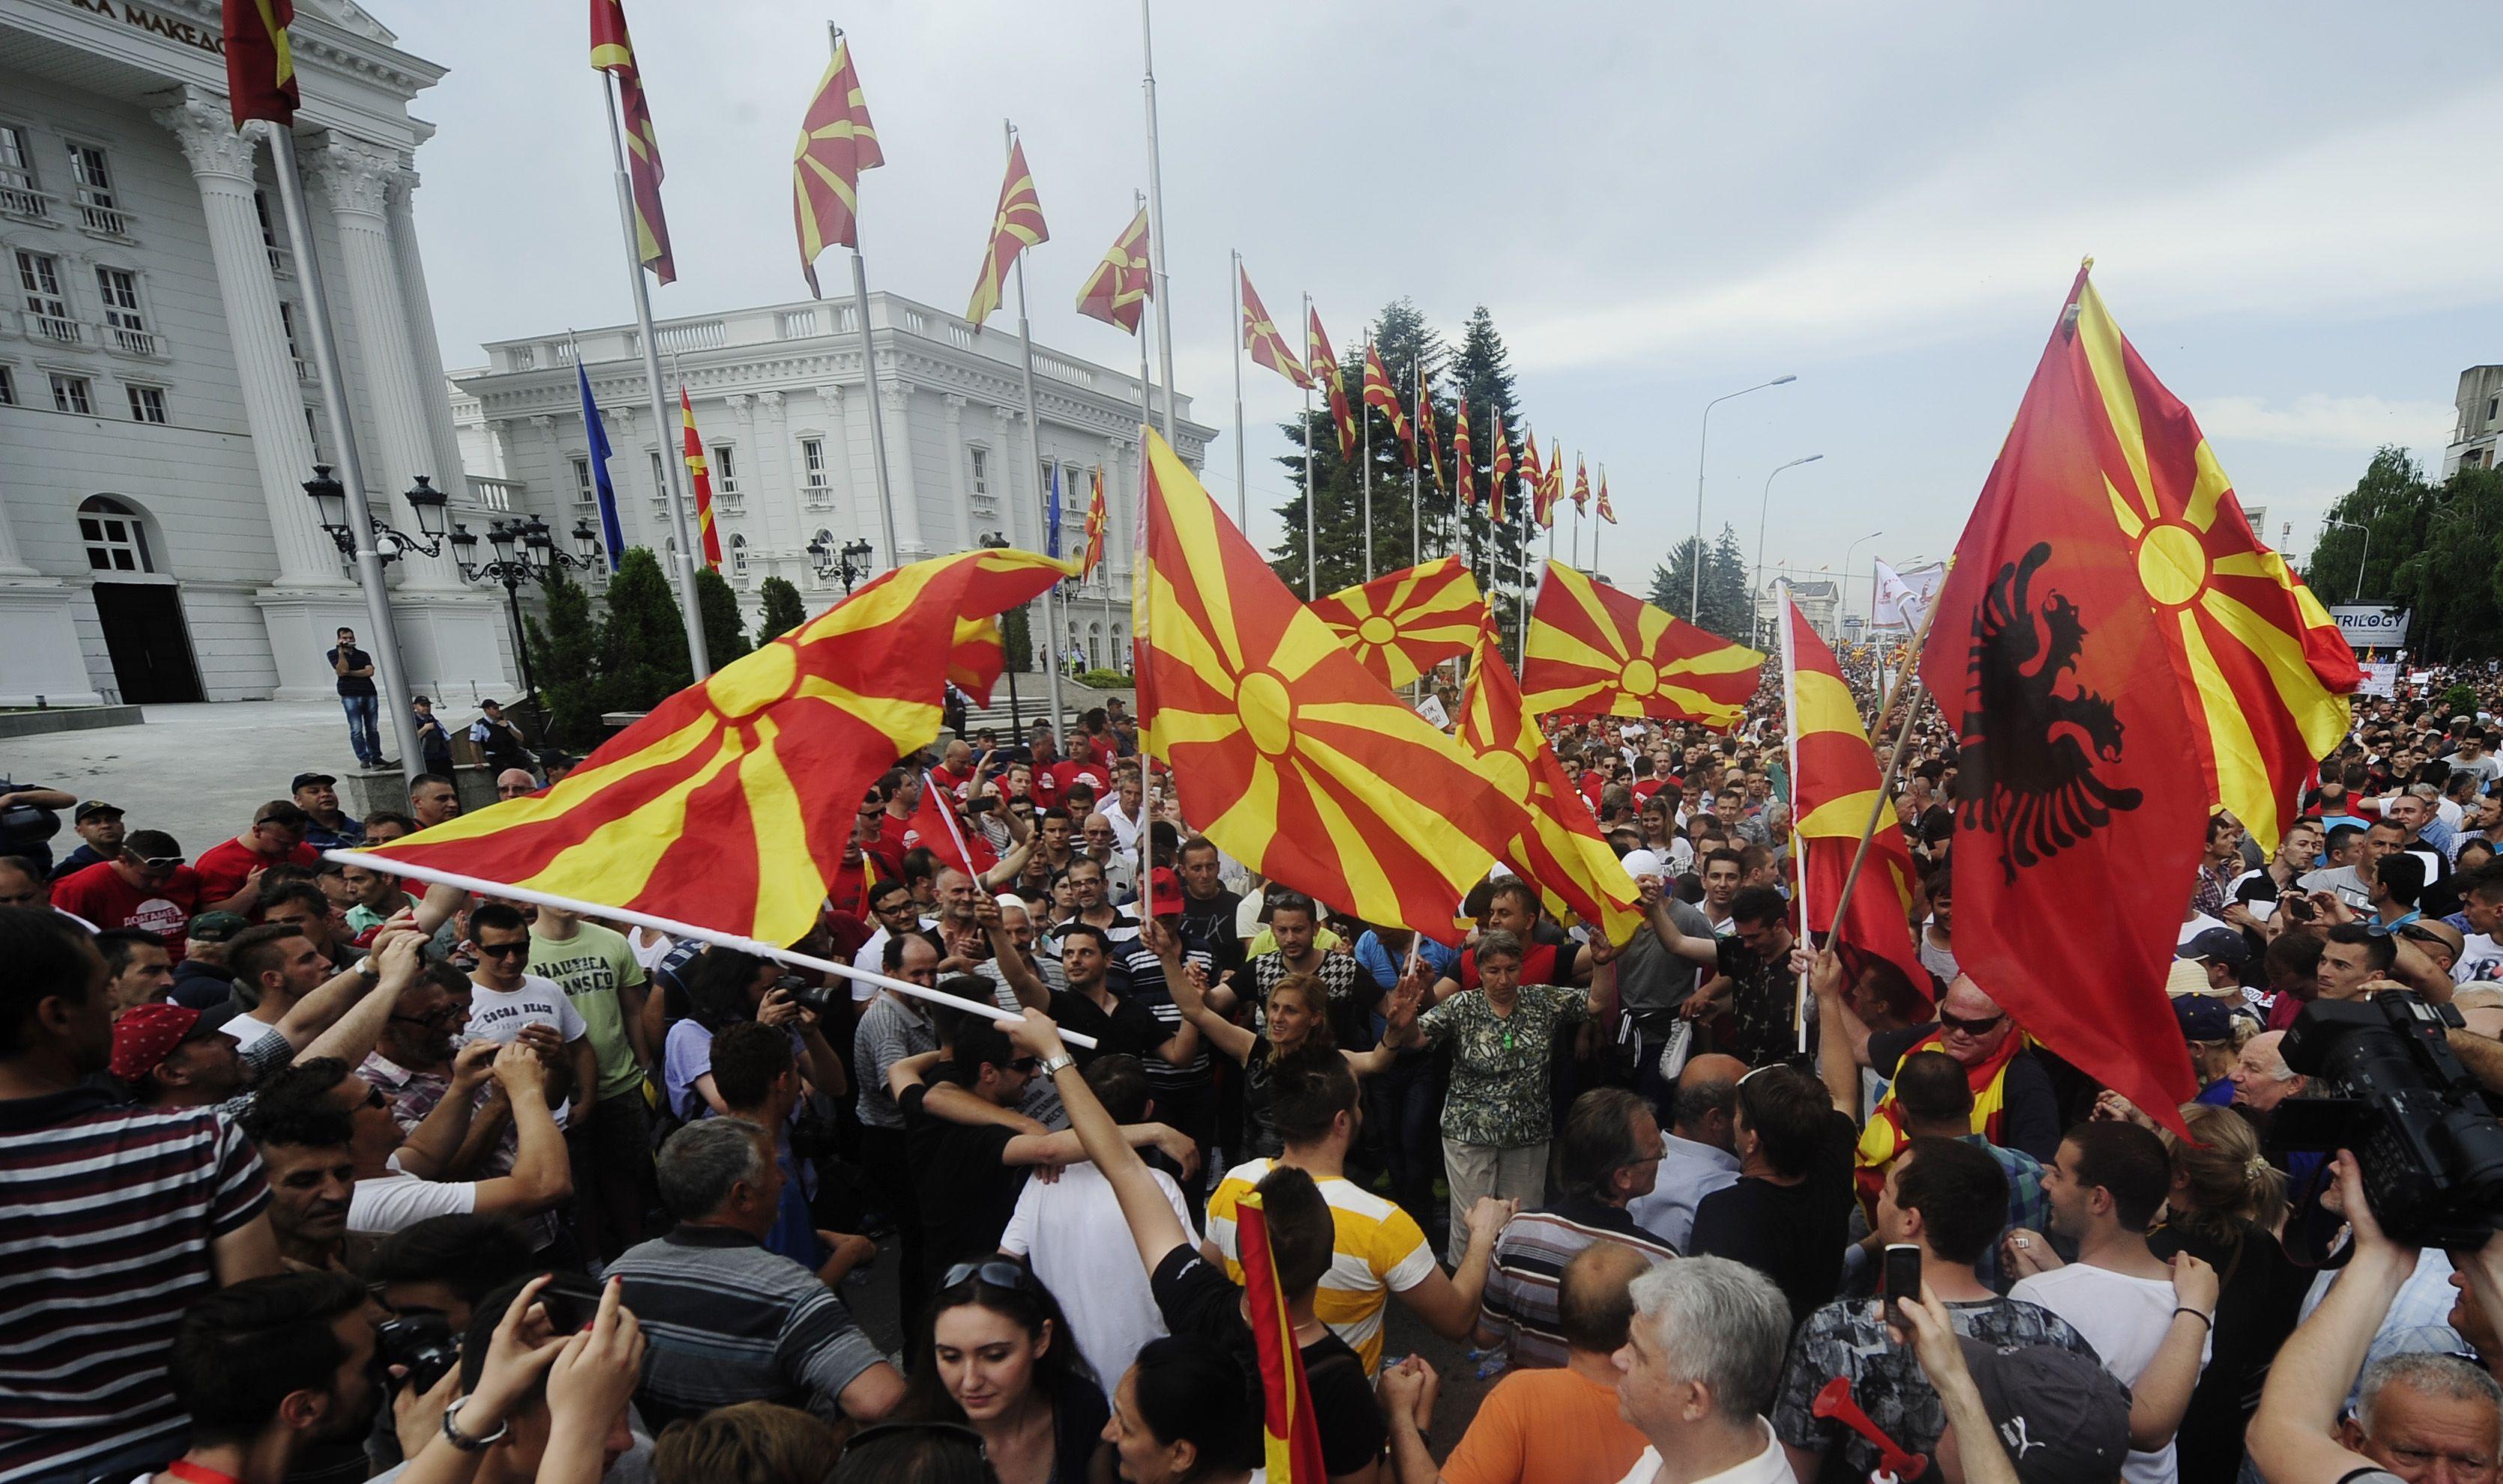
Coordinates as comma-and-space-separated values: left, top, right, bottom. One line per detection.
1205, 1157, 1437, 1374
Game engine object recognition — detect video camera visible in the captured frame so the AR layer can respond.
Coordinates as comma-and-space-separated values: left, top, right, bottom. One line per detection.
2270, 991, 2503, 1248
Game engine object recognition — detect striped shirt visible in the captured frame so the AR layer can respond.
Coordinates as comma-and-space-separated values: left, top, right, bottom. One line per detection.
1481, 1198, 1678, 1369
0, 1084, 270, 1484
1205, 1158, 1436, 1374
606, 1224, 888, 1429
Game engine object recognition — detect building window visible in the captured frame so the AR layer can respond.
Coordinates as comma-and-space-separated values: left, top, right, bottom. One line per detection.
95, 267, 154, 355
49, 372, 91, 415
649, 449, 667, 495
16, 251, 77, 344
78, 496, 151, 572
255, 190, 291, 276
969, 445, 989, 496
305, 404, 324, 459
571, 457, 595, 503
729, 532, 749, 577
0, 365, 13, 405
712, 444, 738, 496
800, 437, 828, 488
125, 383, 165, 424
64, 140, 127, 235
2490, 395, 2499, 426
0, 124, 46, 220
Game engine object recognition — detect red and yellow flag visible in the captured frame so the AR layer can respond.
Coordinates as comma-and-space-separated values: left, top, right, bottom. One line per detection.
1488, 412, 1514, 525
1571, 456, 1591, 514
1596, 466, 1615, 524
1457, 627, 1645, 944
1307, 556, 1491, 690
1239, 266, 1310, 390
1363, 344, 1412, 463
1417, 386, 1445, 492
1453, 396, 1477, 507
1134, 430, 1517, 941
966, 139, 1049, 327
221, 0, 297, 128
1075, 204, 1152, 333
1780, 589, 1929, 1007
1541, 440, 1565, 524
679, 388, 722, 569
1521, 562, 1765, 726
1083, 466, 1108, 575
791, 30, 883, 297
1237, 1193, 1329, 1484
1308, 311, 1358, 461
590, 0, 673, 285
1523, 432, 1550, 527
359, 548, 1073, 946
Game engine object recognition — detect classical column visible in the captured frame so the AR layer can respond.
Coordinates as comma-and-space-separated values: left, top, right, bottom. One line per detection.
307, 135, 439, 568
485, 418, 516, 482
152, 91, 331, 586
994, 405, 1024, 550
943, 394, 975, 554
879, 382, 927, 559
383, 158, 467, 589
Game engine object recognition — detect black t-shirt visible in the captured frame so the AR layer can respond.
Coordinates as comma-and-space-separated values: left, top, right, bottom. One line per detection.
1687, 1107, 1857, 1327
326, 645, 377, 697
898, 1080, 1028, 1277
2149, 1219, 2311, 1483
1869, 1025, 2062, 1162
1049, 987, 1168, 1063
1149, 1245, 1386, 1476
1176, 888, 1247, 986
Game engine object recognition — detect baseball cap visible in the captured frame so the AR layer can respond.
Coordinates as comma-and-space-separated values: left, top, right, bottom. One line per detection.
290, 772, 337, 792
73, 800, 122, 823
109, 1003, 222, 1083
2176, 928, 2250, 968
1620, 849, 1667, 881
2174, 995, 2235, 1043
1955, 1337, 2132, 1484
186, 910, 250, 945
1147, 866, 1184, 917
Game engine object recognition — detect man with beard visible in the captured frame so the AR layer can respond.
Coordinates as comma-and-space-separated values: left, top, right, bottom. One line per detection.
145, 1272, 383, 1484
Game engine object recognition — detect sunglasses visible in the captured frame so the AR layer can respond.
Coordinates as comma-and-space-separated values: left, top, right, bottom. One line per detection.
1938, 1010, 2005, 1036
135, 855, 186, 870
941, 1257, 1032, 1292
476, 940, 531, 960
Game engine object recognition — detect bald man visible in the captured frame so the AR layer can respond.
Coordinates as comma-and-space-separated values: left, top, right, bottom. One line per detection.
493, 768, 538, 802
1627, 1053, 1746, 1252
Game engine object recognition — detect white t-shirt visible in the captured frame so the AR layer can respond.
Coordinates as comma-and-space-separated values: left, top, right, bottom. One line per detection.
2010, 1262, 2210, 1484
1611, 1425, 1793, 1484
852, 917, 940, 1001
998, 1160, 1192, 1400
348, 1155, 479, 1235
216, 1013, 288, 1059
464, 973, 586, 1045
2456, 934, 2503, 985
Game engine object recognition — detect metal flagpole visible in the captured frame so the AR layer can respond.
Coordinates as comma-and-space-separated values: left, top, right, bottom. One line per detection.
1301, 292, 1317, 599
1135, 200, 1153, 668
265, 133, 425, 782
1360, 332, 1374, 583
1005, 119, 1067, 745
831, 25, 900, 573
1140, 0, 1177, 442
1825, 594, 1946, 932
601, 72, 710, 678
1776, 581, 1812, 1053
1519, 485, 1532, 669
1407, 361, 1422, 568
1230, 249, 1248, 530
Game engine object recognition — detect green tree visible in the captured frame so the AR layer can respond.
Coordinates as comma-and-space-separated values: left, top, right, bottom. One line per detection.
2311, 448, 2503, 662
1001, 601, 1034, 675
600, 547, 691, 711
753, 577, 808, 645
2311, 446, 2427, 611
1646, 525, 1753, 640
696, 567, 751, 666
1266, 297, 1456, 600
524, 566, 604, 748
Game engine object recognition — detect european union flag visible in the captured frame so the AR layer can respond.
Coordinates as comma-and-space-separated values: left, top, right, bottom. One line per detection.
577, 359, 625, 572
1046, 463, 1063, 559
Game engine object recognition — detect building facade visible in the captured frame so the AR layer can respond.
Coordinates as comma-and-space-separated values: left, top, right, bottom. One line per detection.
1755, 577, 1839, 641
448, 291, 1213, 675
0, 0, 517, 708
2445, 365, 2502, 478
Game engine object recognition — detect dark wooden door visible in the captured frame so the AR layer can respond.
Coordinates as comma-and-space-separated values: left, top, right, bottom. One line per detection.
92, 583, 202, 703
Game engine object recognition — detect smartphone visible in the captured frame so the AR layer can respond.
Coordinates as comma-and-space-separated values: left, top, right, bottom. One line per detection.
536, 1271, 608, 1334
1882, 1243, 1923, 1316
965, 796, 998, 814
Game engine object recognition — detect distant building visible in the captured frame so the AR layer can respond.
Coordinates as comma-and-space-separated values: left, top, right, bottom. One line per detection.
2445, 365, 2503, 478
1756, 577, 1838, 641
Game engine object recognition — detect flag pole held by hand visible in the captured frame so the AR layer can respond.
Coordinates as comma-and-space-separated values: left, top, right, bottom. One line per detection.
1824, 590, 1947, 942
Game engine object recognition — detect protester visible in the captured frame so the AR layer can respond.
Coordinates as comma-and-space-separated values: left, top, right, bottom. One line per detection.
892, 1257, 1112, 1484
1687, 1064, 1855, 1325
1625, 1052, 1745, 1253
1478, 1088, 1681, 1369
1609, 1257, 1797, 1484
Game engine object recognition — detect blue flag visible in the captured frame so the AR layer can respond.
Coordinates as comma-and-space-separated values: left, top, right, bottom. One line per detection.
576, 360, 625, 573
1046, 463, 1063, 559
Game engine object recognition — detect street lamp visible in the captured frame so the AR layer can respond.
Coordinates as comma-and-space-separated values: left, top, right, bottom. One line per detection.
807, 534, 877, 596
1692, 375, 1797, 621
2322, 517, 2371, 603
1753, 454, 1824, 645
975, 532, 1025, 735
303, 466, 452, 562
450, 515, 605, 743
1839, 529, 1882, 639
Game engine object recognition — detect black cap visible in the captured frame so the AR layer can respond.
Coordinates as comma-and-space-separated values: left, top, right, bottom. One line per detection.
2176, 927, 2250, 967
290, 772, 336, 792
73, 800, 123, 823
1956, 1338, 2132, 1484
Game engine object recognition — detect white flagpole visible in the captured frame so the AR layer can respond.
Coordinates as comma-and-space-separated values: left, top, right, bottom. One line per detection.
321, 851, 1095, 1047
1360, 332, 1374, 583
1139, 0, 1177, 442
828, 25, 900, 574
1004, 119, 1067, 743
600, 72, 710, 678
1231, 250, 1251, 533
1777, 583, 1811, 1053
1301, 291, 1317, 600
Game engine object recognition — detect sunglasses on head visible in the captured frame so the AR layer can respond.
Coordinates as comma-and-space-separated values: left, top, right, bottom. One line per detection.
1938, 1009, 2005, 1036
136, 855, 185, 870
940, 1257, 1032, 1292
476, 940, 530, 960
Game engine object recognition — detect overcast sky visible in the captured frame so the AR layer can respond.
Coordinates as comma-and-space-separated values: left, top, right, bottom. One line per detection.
390, 1, 2503, 613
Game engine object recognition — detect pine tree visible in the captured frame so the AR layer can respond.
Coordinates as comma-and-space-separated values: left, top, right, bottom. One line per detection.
1645, 525, 1753, 642
753, 577, 807, 645
524, 566, 604, 748
1448, 305, 1532, 656
1266, 298, 1454, 598
696, 567, 750, 666
600, 547, 691, 709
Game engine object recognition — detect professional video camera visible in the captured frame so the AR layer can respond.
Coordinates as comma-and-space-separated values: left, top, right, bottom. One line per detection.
2270, 991, 2503, 1248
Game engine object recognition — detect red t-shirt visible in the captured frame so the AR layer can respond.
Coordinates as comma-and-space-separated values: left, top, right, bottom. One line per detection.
928, 764, 974, 796
1456, 940, 1565, 993
870, 813, 911, 879
192, 837, 317, 906
1044, 760, 1111, 808
824, 854, 871, 919
52, 861, 204, 955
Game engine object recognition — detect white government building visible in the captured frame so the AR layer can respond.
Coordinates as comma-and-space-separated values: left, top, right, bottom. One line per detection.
448, 292, 1212, 678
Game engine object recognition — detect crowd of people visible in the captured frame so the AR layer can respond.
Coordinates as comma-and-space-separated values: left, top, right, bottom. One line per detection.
10, 659, 2503, 1484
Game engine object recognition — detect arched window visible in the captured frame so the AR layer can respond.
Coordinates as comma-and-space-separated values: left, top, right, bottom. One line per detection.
77, 496, 152, 573
730, 533, 749, 577
810, 528, 836, 588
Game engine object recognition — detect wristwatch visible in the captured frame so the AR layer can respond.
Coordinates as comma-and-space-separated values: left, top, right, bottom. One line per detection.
1037, 1053, 1076, 1077
440, 1396, 509, 1453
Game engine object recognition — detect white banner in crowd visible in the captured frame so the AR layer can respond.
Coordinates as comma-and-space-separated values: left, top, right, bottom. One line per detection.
2331, 604, 2411, 648
1872, 559, 1946, 630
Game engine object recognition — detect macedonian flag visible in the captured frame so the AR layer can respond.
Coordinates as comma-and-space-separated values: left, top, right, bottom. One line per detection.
1522, 431, 1550, 526
1239, 264, 1310, 391
1780, 586, 1928, 1005
591, 0, 673, 285
1135, 431, 1518, 940
1417, 386, 1445, 492
1363, 344, 1412, 463
222, 0, 297, 128
791, 29, 882, 297
1307, 309, 1359, 461
2069, 271, 2359, 851
1596, 466, 1616, 524
1453, 396, 1476, 507
1521, 562, 1765, 726
1308, 556, 1491, 689
1075, 204, 1152, 333
360, 548, 1073, 946
1237, 1193, 1329, 1484
1488, 411, 1513, 526
967, 139, 1049, 327
1457, 627, 1645, 945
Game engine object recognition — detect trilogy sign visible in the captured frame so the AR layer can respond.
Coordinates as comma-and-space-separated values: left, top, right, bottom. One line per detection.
63, 0, 229, 58
2330, 605, 2411, 648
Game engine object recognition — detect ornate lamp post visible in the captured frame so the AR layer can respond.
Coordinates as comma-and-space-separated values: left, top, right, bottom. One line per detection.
449, 514, 604, 741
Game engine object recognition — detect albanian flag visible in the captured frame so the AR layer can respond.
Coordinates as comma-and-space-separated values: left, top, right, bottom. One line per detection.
1780, 588, 1928, 1007
1134, 430, 1519, 942
1521, 562, 1765, 726
1308, 556, 1491, 689
1917, 264, 2207, 1135
360, 547, 1073, 947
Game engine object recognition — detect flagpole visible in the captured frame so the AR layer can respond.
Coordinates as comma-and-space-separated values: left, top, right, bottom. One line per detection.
1776, 582, 1812, 1053
1359, 332, 1374, 583
1005, 118, 1067, 744
824, 24, 902, 574
1139, 0, 1177, 442
1824, 593, 1945, 936
1230, 249, 1249, 531
601, 72, 711, 679
264, 132, 426, 783
1135, 192, 1153, 670
1301, 292, 1317, 599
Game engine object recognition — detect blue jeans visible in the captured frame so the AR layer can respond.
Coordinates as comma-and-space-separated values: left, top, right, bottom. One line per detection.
339, 692, 381, 764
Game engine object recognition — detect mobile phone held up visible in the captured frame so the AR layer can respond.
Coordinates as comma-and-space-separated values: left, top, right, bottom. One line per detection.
1882, 1243, 1923, 1317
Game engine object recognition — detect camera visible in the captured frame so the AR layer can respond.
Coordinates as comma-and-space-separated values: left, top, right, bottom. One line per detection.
375, 1313, 461, 1394
772, 973, 844, 1021
2270, 991, 2503, 1247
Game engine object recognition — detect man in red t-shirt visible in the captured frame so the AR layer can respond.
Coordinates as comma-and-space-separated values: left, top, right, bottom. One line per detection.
52, 829, 207, 954
927, 738, 977, 796
191, 801, 318, 913
1434, 879, 1593, 997
867, 771, 917, 881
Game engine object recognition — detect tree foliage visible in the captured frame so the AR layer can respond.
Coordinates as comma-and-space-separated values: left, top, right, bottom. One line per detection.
1646, 525, 1754, 642
2310, 447, 2503, 661
696, 567, 751, 666
1001, 602, 1034, 675
753, 577, 808, 645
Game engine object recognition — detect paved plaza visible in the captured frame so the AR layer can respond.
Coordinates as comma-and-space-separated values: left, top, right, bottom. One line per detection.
4, 702, 374, 855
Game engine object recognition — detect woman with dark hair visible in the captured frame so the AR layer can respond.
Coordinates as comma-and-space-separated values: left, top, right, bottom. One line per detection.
1101, 1335, 1258, 1484
894, 1257, 1111, 1484
1168, 967, 1422, 1160
834, 1423, 1001, 1484
661, 946, 845, 1121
